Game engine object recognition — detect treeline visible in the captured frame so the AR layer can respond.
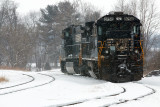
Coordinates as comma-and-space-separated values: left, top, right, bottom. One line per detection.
0, 0, 34, 68
0, 0, 159, 72
0, 0, 100, 70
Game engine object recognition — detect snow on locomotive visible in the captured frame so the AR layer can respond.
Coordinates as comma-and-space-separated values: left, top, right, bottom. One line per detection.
60, 12, 144, 82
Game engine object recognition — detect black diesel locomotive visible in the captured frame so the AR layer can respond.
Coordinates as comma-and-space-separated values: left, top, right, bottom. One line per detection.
60, 12, 144, 82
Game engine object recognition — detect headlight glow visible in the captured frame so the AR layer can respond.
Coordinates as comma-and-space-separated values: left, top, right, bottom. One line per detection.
135, 49, 139, 53
105, 50, 109, 54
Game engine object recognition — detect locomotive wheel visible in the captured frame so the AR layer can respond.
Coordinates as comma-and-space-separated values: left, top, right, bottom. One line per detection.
61, 61, 67, 73
80, 66, 91, 76
101, 66, 111, 80
73, 61, 80, 74
116, 75, 132, 83
88, 62, 99, 79
133, 68, 143, 81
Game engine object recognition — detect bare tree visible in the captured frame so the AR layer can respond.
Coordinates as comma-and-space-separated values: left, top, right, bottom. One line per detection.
73, 0, 101, 22
0, 0, 35, 69
22, 12, 41, 70
114, 0, 126, 12
0, 0, 18, 66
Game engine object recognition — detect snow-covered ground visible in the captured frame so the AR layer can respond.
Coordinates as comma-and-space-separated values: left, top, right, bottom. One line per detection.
0, 69, 160, 107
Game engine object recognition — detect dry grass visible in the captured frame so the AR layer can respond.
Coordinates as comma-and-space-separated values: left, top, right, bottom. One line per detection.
0, 66, 28, 72
0, 76, 9, 83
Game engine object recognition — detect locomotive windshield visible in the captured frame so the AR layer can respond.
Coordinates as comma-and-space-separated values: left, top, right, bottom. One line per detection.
106, 22, 132, 31
98, 22, 140, 38
65, 32, 69, 37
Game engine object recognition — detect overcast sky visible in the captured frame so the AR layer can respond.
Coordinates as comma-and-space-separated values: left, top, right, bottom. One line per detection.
12, 0, 117, 15
10, 0, 160, 16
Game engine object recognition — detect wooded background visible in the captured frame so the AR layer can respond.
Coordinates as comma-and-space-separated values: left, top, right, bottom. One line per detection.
0, 0, 159, 72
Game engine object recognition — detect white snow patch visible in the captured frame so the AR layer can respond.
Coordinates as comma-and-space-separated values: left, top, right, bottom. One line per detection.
0, 69, 123, 107
0, 69, 160, 107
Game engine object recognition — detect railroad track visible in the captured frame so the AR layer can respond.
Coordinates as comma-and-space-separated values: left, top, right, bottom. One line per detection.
0, 74, 34, 90
0, 73, 55, 95
56, 87, 126, 107
107, 82, 156, 107
59, 82, 155, 107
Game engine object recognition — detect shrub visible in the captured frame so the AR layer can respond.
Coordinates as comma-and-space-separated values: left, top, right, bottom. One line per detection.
0, 66, 28, 71
0, 76, 9, 83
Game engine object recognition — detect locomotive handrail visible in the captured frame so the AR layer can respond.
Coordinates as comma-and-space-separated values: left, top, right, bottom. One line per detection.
65, 44, 81, 47
139, 40, 144, 65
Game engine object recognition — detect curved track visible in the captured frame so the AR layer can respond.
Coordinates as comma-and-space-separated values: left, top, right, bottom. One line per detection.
61, 82, 155, 107
0, 73, 55, 95
0, 74, 34, 90
58, 87, 126, 107
107, 82, 156, 107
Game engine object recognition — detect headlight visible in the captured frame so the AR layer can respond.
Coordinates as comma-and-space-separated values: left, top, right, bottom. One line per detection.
135, 49, 139, 53
105, 50, 109, 54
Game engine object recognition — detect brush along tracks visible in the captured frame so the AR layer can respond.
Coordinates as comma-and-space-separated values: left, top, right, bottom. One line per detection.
61, 82, 155, 107
0, 73, 55, 95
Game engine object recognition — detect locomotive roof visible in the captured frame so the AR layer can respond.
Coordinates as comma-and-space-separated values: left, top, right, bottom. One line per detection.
63, 25, 79, 31
96, 14, 141, 25
85, 21, 94, 26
